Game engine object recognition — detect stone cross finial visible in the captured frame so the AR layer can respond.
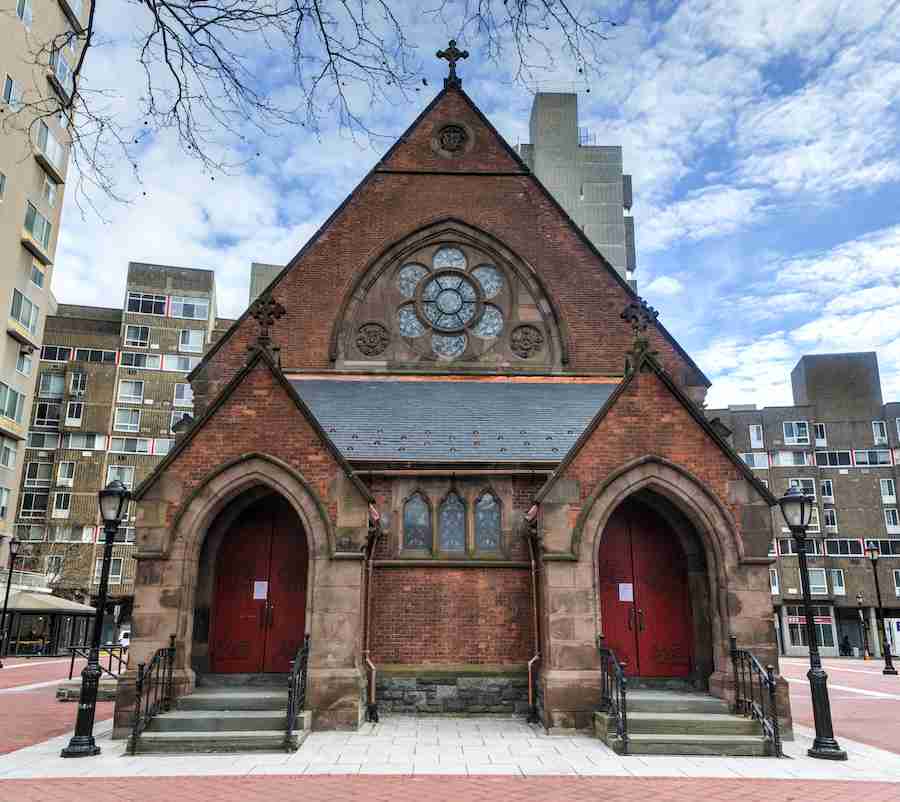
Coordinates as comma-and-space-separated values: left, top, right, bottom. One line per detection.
437, 40, 469, 88
621, 298, 659, 374
249, 293, 286, 351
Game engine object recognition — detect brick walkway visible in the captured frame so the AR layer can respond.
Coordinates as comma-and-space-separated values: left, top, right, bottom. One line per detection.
4, 776, 898, 802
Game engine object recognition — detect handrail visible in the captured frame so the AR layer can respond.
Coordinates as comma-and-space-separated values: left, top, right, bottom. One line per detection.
598, 642, 628, 754
128, 635, 176, 755
729, 635, 782, 757
68, 643, 126, 679
285, 634, 311, 751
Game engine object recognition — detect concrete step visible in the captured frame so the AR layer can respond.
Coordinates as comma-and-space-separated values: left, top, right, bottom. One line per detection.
626, 691, 730, 715
622, 732, 770, 756
177, 690, 288, 712
627, 711, 761, 736
148, 709, 299, 733
133, 729, 289, 754
196, 673, 287, 688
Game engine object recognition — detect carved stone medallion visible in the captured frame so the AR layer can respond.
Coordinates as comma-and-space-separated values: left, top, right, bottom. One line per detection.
510, 324, 544, 359
438, 124, 468, 153
356, 323, 390, 356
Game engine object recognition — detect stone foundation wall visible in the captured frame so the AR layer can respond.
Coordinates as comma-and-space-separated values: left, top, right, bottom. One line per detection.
375, 667, 529, 715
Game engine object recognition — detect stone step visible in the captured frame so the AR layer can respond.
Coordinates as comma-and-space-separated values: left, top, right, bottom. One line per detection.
622, 732, 770, 756
133, 729, 290, 754
177, 690, 288, 712
626, 691, 730, 715
626, 711, 761, 736
148, 709, 301, 733
196, 673, 288, 689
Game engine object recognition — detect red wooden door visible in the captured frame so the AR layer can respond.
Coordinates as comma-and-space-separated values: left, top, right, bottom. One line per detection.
211, 498, 307, 673
598, 501, 693, 677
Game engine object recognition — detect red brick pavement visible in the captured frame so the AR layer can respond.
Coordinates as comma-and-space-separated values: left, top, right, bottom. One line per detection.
2, 776, 897, 802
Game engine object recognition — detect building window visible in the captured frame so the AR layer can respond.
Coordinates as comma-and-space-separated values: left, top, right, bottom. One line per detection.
11, 288, 40, 334
24, 462, 52, 487
854, 449, 891, 466
820, 479, 834, 502
34, 401, 61, 428
438, 492, 466, 551
474, 492, 501, 551
16, 524, 45, 542
20, 492, 49, 518
866, 539, 900, 556
70, 372, 86, 394
178, 329, 204, 353
27, 431, 59, 449
73, 348, 116, 363
823, 508, 838, 532
41, 346, 72, 362
120, 352, 160, 370
36, 121, 66, 174
154, 438, 173, 455
0, 437, 17, 470
825, 538, 864, 557
23, 203, 52, 250
786, 605, 834, 648
62, 432, 103, 450
16, 350, 33, 376
873, 420, 889, 445
41, 176, 57, 209
788, 478, 816, 499
0, 171, 6, 200
52, 492, 71, 518
173, 383, 194, 407
808, 568, 828, 595
881, 479, 896, 504
739, 452, 768, 469
0, 382, 25, 424
117, 380, 144, 404
170, 296, 209, 320
49, 48, 73, 97
816, 450, 852, 467
783, 421, 809, 445
162, 354, 199, 372
769, 568, 779, 595
124, 325, 150, 347
94, 558, 123, 585
30, 263, 45, 289
15, 0, 32, 26
57, 461, 75, 486
65, 402, 83, 426
2, 75, 23, 109
772, 450, 809, 467
894, 570, 900, 597
807, 508, 821, 533
107, 464, 135, 488
778, 538, 822, 556
402, 492, 432, 550
38, 373, 65, 398
127, 292, 166, 315
114, 408, 141, 433
748, 424, 764, 449
814, 423, 827, 447
830, 569, 845, 596
170, 410, 191, 432
109, 436, 150, 454
0, 487, 9, 519
885, 508, 900, 534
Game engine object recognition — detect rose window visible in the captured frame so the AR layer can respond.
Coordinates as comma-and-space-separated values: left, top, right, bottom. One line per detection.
395, 245, 506, 359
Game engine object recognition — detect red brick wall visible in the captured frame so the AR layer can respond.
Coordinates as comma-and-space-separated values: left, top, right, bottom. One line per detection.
370, 568, 533, 665
195, 88, 703, 406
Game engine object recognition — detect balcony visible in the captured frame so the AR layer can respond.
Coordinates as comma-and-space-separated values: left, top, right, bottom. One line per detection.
0, 416, 26, 442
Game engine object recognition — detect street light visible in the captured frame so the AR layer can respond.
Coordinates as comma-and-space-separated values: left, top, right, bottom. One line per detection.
61, 479, 131, 757
856, 592, 870, 659
0, 537, 22, 669
864, 541, 898, 676
778, 486, 847, 760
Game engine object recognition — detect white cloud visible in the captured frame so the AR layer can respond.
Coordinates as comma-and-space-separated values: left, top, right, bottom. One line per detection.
645, 276, 684, 296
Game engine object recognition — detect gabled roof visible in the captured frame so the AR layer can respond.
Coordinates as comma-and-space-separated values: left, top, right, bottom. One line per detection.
189, 82, 709, 388
291, 377, 618, 463
134, 348, 372, 502
535, 353, 777, 506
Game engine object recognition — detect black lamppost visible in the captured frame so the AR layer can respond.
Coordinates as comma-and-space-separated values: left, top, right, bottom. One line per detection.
779, 486, 847, 760
864, 541, 898, 676
61, 480, 130, 758
1, 537, 22, 668
857, 591, 870, 659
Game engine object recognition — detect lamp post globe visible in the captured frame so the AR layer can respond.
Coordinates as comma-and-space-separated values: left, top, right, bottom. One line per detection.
865, 542, 898, 676
1, 537, 22, 669
778, 487, 846, 760
61, 480, 132, 757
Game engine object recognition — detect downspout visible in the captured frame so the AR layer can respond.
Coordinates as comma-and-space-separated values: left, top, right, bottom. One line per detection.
363, 503, 382, 723
524, 503, 542, 724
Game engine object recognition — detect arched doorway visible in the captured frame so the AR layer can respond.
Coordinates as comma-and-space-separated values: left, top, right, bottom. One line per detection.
209, 494, 308, 673
598, 498, 694, 677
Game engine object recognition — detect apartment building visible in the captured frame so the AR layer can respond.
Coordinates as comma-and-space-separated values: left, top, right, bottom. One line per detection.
709, 353, 900, 659
1, 0, 85, 564
13, 263, 220, 637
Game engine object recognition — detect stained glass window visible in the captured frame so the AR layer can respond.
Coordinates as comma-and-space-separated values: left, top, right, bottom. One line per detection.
432, 333, 466, 358
475, 493, 501, 551
432, 246, 466, 270
403, 493, 432, 550
421, 273, 478, 331
472, 305, 503, 338
398, 263, 428, 298
472, 265, 503, 298
398, 304, 425, 337
439, 492, 466, 550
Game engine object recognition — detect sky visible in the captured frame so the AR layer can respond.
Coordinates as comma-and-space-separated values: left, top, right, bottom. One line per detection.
52, 0, 900, 410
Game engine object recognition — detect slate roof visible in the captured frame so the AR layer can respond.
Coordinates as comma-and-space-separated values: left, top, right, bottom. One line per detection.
290, 379, 618, 463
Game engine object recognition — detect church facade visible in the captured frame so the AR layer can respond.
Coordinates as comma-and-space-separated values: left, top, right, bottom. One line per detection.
112, 61, 787, 738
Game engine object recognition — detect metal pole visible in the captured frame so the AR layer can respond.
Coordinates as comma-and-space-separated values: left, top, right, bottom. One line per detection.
0, 552, 17, 669
60, 523, 116, 757
793, 527, 847, 760
871, 560, 898, 676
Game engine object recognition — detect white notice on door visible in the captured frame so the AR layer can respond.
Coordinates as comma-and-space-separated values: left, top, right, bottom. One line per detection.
253, 580, 268, 600
618, 583, 633, 602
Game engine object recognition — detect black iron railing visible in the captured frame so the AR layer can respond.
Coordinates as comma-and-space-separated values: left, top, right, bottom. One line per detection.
128, 635, 176, 755
598, 643, 628, 754
285, 634, 311, 751
68, 644, 126, 680
729, 635, 782, 757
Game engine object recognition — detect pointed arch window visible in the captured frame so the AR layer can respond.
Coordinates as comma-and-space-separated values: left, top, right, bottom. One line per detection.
475, 492, 501, 551
439, 492, 466, 551
403, 492, 432, 550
